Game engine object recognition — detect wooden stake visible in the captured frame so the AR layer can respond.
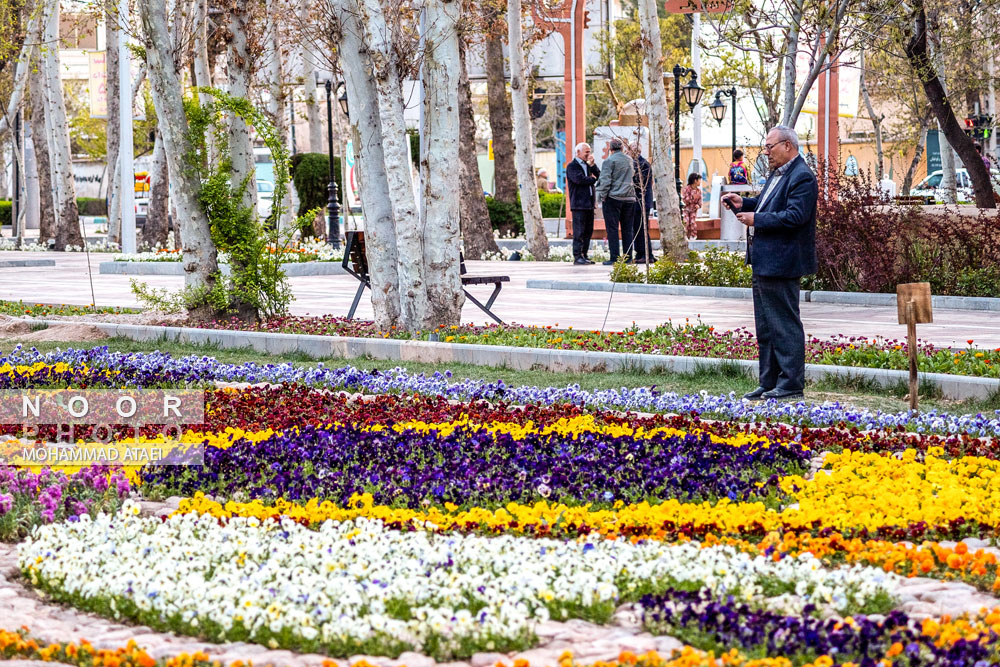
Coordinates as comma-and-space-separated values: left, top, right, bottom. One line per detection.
906, 299, 918, 411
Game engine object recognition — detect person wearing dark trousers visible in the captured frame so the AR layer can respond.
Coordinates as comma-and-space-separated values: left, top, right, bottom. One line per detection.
565, 142, 601, 265
628, 143, 655, 263
595, 138, 635, 265
722, 125, 817, 402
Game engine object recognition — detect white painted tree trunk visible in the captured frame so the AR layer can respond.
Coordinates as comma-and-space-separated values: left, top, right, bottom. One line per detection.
227, 6, 257, 212
638, 0, 685, 260
29, 58, 57, 244
105, 7, 122, 244
420, 0, 464, 327
265, 0, 293, 229
193, 0, 212, 104
299, 0, 324, 153
40, 0, 83, 251
506, 0, 548, 260
357, 0, 426, 331
0, 11, 38, 136
138, 0, 221, 313
332, 0, 400, 328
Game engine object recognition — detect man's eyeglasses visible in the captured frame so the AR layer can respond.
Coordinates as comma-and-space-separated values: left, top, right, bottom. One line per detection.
762, 139, 790, 152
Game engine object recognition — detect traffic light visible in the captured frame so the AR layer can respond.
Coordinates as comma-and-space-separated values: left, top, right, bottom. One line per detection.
963, 114, 993, 140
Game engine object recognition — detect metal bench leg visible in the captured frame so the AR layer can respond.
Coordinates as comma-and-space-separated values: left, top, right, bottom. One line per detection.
464, 286, 504, 325
347, 281, 368, 319
484, 283, 503, 310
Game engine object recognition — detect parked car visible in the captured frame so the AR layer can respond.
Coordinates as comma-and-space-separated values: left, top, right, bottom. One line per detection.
257, 180, 274, 218
910, 168, 1000, 202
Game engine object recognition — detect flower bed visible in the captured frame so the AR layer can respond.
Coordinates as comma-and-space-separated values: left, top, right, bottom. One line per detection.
20, 508, 896, 659
5, 345, 1000, 435
186, 316, 1000, 379
8, 346, 1000, 665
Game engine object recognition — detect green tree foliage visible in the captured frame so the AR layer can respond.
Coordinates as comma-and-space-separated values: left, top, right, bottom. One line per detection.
290, 152, 343, 216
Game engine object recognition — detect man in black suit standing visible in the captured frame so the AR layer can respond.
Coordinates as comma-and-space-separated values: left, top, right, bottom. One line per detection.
722, 125, 817, 402
565, 142, 600, 265
628, 143, 655, 263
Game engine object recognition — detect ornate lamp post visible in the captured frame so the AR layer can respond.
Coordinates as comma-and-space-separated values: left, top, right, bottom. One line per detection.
320, 76, 341, 248
709, 87, 738, 161
672, 65, 704, 194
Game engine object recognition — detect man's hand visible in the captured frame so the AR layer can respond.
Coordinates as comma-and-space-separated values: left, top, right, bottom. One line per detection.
586, 155, 596, 166
736, 212, 754, 226
722, 193, 742, 210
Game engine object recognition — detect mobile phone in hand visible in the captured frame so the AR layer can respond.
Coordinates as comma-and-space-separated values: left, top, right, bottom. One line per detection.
723, 198, 736, 211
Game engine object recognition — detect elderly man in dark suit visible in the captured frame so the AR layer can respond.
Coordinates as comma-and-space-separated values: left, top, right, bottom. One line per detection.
565, 142, 601, 265
722, 125, 817, 402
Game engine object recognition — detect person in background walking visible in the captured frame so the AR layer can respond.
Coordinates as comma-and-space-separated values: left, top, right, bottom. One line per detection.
566, 143, 601, 265
728, 149, 750, 185
536, 169, 551, 192
595, 138, 635, 265
723, 124, 818, 402
681, 173, 703, 239
628, 142, 655, 264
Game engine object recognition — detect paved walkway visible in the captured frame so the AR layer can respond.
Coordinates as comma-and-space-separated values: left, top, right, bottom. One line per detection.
1, 251, 998, 348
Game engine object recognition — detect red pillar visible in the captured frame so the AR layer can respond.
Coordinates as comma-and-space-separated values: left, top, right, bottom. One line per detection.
816, 44, 839, 186
532, 1, 587, 151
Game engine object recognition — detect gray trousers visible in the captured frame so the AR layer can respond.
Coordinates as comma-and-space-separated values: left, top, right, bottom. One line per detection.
751, 274, 805, 392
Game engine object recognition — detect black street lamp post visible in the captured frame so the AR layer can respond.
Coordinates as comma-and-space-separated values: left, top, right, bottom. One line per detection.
709, 87, 738, 161
672, 65, 704, 195
324, 79, 341, 249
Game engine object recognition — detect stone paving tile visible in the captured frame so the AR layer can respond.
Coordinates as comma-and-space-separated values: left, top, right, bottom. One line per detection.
2, 251, 998, 348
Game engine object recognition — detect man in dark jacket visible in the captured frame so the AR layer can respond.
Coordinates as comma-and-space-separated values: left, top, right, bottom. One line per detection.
628, 143, 655, 263
722, 125, 817, 402
565, 142, 600, 265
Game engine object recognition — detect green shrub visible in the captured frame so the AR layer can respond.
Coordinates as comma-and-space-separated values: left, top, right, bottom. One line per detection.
0, 200, 10, 226
290, 152, 343, 217
486, 196, 524, 237
77, 197, 108, 216
612, 247, 753, 287
538, 191, 565, 218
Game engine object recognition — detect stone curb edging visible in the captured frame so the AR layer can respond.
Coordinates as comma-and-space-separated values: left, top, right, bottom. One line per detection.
0, 259, 56, 268
525, 280, 1000, 312
32, 320, 1000, 401
98, 261, 347, 277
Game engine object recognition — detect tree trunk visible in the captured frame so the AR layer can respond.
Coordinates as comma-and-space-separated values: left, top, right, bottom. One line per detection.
193, 0, 212, 103
142, 130, 170, 248
0, 9, 38, 136
902, 124, 929, 195
638, 0, 685, 259
28, 64, 56, 244
300, 0, 323, 153
419, 0, 465, 327
458, 40, 499, 260
859, 52, 883, 181
139, 0, 221, 318
779, 0, 804, 126
333, 0, 401, 328
264, 0, 292, 229
506, 0, 548, 260
105, 5, 122, 244
905, 2, 995, 207
484, 34, 517, 204
357, 0, 426, 330
40, 0, 82, 251
226, 5, 257, 212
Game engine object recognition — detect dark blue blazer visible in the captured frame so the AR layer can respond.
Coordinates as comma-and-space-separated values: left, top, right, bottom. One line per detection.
632, 156, 654, 213
740, 155, 817, 278
565, 159, 600, 211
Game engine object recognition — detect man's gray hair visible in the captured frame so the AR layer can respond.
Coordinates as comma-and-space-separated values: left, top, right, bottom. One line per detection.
609, 138, 624, 152
771, 125, 799, 149
574, 142, 590, 154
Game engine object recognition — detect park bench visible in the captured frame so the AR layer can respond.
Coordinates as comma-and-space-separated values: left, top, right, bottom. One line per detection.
342, 231, 510, 325
894, 195, 935, 206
